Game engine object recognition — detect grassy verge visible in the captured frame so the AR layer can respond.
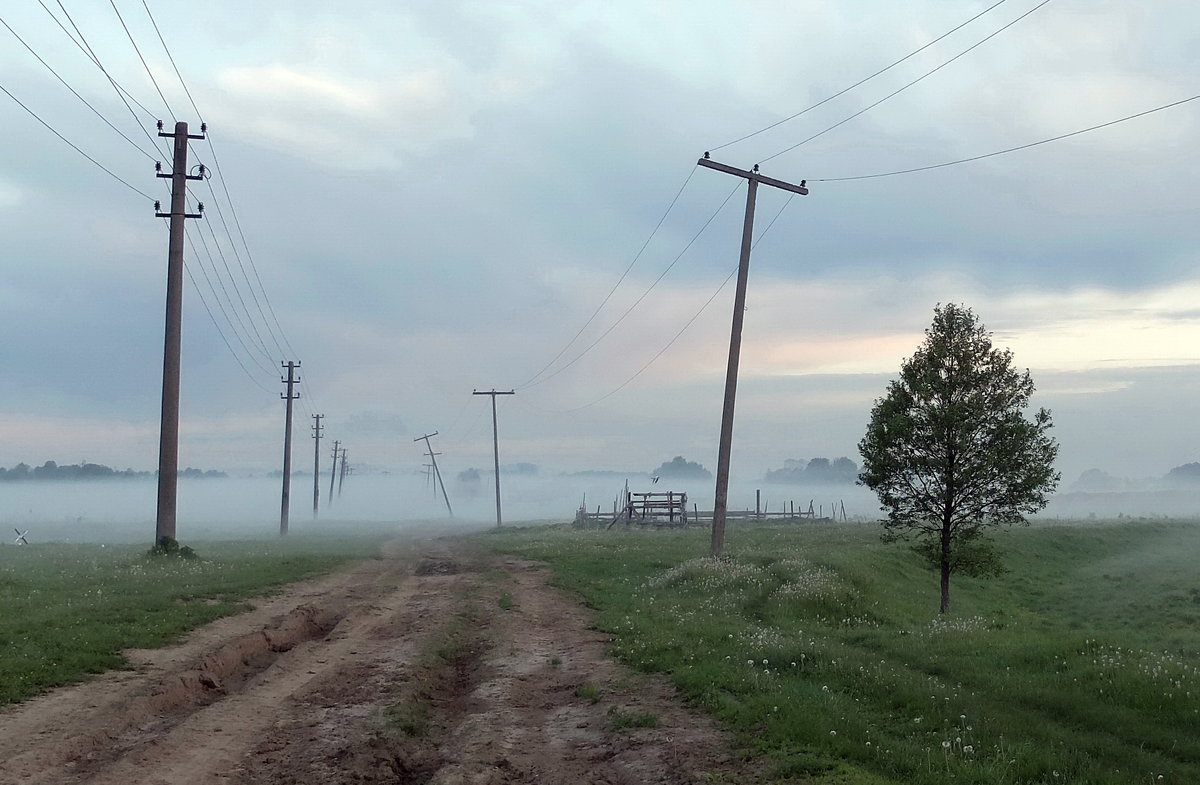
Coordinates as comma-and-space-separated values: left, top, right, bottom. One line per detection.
0, 534, 386, 705
479, 520, 1200, 784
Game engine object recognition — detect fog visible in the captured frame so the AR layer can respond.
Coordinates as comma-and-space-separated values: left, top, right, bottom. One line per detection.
5, 471, 1200, 545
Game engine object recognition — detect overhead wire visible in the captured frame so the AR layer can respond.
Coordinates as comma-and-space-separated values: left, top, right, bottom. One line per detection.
555, 193, 799, 413
0, 80, 154, 200
0, 15, 157, 161
137, 0, 303, 363
183, 204, 279, 379
107, 0, 174, 118
181, 233, 275, 395
759, 0, 1053, 164
709, 0, 1011, 152
43, 0, 168, 157
517, 180, 744, 390
517, 165, 699, 388
810, 92, 1200, 182
140, 0, 312, 412
191, 184, 279, 363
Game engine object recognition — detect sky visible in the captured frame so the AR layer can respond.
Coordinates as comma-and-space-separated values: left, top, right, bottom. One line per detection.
2, 0, 1200, 500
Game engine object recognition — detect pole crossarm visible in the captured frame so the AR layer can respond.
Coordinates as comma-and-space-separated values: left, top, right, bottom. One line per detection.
697, 155, 809, 196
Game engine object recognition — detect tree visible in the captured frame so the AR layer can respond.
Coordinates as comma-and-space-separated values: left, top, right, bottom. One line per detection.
858, 304, 1059, 613
652, 456, 713, 481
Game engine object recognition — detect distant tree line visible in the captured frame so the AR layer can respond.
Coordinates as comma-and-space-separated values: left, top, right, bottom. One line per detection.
0, 460, 226, 481
764, 457, 858, 485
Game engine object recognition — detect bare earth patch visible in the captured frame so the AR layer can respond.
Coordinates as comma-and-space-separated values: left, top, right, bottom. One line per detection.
0, 538, 764, 784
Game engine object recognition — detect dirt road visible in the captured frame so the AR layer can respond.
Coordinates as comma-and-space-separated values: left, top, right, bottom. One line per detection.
0, 538, 755, 784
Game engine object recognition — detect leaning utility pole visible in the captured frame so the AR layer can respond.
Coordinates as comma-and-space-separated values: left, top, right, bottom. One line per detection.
311, 414, 323, 518
328, 440, 340, 506
337, 448, 348, 498
697, 154, 808, 556
473, 389, 514, 527
415, 432, 453, 516
153, 120, 205, 547
279, 361, 301, 535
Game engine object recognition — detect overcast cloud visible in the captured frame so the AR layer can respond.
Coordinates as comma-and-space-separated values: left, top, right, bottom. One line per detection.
2, 0, 1199, 495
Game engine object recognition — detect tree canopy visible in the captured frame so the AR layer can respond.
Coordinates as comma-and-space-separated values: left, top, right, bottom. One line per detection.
858, 303, 1059, 613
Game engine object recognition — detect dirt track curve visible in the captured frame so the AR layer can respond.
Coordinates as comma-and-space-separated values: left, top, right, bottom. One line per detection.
0, 538, 756, 784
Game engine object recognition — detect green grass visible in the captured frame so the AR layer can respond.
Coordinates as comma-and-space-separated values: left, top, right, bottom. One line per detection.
607, 705, 659, 729
479, 519, 1200, 784
576, 681, 601, 703
0, 534, 386, 705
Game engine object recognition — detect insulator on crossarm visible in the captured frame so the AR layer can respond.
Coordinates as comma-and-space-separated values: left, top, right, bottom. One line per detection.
155, 161, 162, 172
197, 202, 204, 213
156, 119, 163, 131
200, 122, 207, 134
154, 200, 161, 212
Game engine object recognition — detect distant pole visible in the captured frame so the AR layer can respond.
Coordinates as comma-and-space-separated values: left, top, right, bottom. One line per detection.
415, 432, 452, 516
280, 361, 301, 535
338, 449, 347, 498
697, 154, 808, 556
473, 389, 514, 527
311, 414, 323, 518
328, 440, 340, 505
153, 120, 205, 546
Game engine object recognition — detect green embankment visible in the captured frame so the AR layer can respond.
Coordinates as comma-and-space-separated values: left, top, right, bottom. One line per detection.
481, 520, 1200, 785
0, 535, 385, 705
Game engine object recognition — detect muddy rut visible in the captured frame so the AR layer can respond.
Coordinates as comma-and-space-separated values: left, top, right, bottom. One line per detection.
0, 539, 755, 784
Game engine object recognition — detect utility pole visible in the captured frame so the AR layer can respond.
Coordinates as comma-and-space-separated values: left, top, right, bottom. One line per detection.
337, 448, 348, 498
153, 120, 205, 547
473, 389, 514, 528
279, 361, 301, 535
311, 414, 323, 519
328, 440, 340, 506
697, 154, 808, 556
415, 432, 452, 516
423, 457, 441, 498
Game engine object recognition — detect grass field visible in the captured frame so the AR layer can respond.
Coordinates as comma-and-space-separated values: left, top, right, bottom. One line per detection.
480, 519, 1200, 784
0, 534, 387, 705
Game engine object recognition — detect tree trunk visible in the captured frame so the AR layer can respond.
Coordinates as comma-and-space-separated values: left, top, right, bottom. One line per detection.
939, 528, 952, 614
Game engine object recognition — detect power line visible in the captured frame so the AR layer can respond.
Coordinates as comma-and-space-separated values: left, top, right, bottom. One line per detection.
812, 92, 1200, 183
108, 0, 174, 118
710, 0, 1011, 152
0, 15, 157, 160
518, 180, 744, 390
181, 248, 274, 394
200, 174, 290, 360
556, 193, 798, 413
0, 80, 154, 200
517, 165, 698, 388
137, 2, 308, 402
43, 0, 167, 157
140, 0, 202, 119
192, 187, 278, 363
183, 218, 279, 379
760, 0, 1053, 164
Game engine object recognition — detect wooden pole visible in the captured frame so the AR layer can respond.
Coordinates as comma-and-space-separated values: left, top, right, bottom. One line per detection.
699, 156, 807, 556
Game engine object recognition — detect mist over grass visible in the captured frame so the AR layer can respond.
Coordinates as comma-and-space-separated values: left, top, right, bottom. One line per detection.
6, 467, 1200, 545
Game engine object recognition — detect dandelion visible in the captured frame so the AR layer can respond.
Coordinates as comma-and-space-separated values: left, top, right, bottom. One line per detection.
830, 730, 837, 736
963, 745, 974, 755
942, 741, 951, 749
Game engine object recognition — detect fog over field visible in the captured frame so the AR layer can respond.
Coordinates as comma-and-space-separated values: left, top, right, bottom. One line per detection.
5, 468, 1200, 546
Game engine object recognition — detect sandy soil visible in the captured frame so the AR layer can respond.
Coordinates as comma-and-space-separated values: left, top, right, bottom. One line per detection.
0, 537, 760, 784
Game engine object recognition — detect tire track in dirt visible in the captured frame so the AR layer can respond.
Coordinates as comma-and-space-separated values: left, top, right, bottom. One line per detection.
0, 540, 764, 785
